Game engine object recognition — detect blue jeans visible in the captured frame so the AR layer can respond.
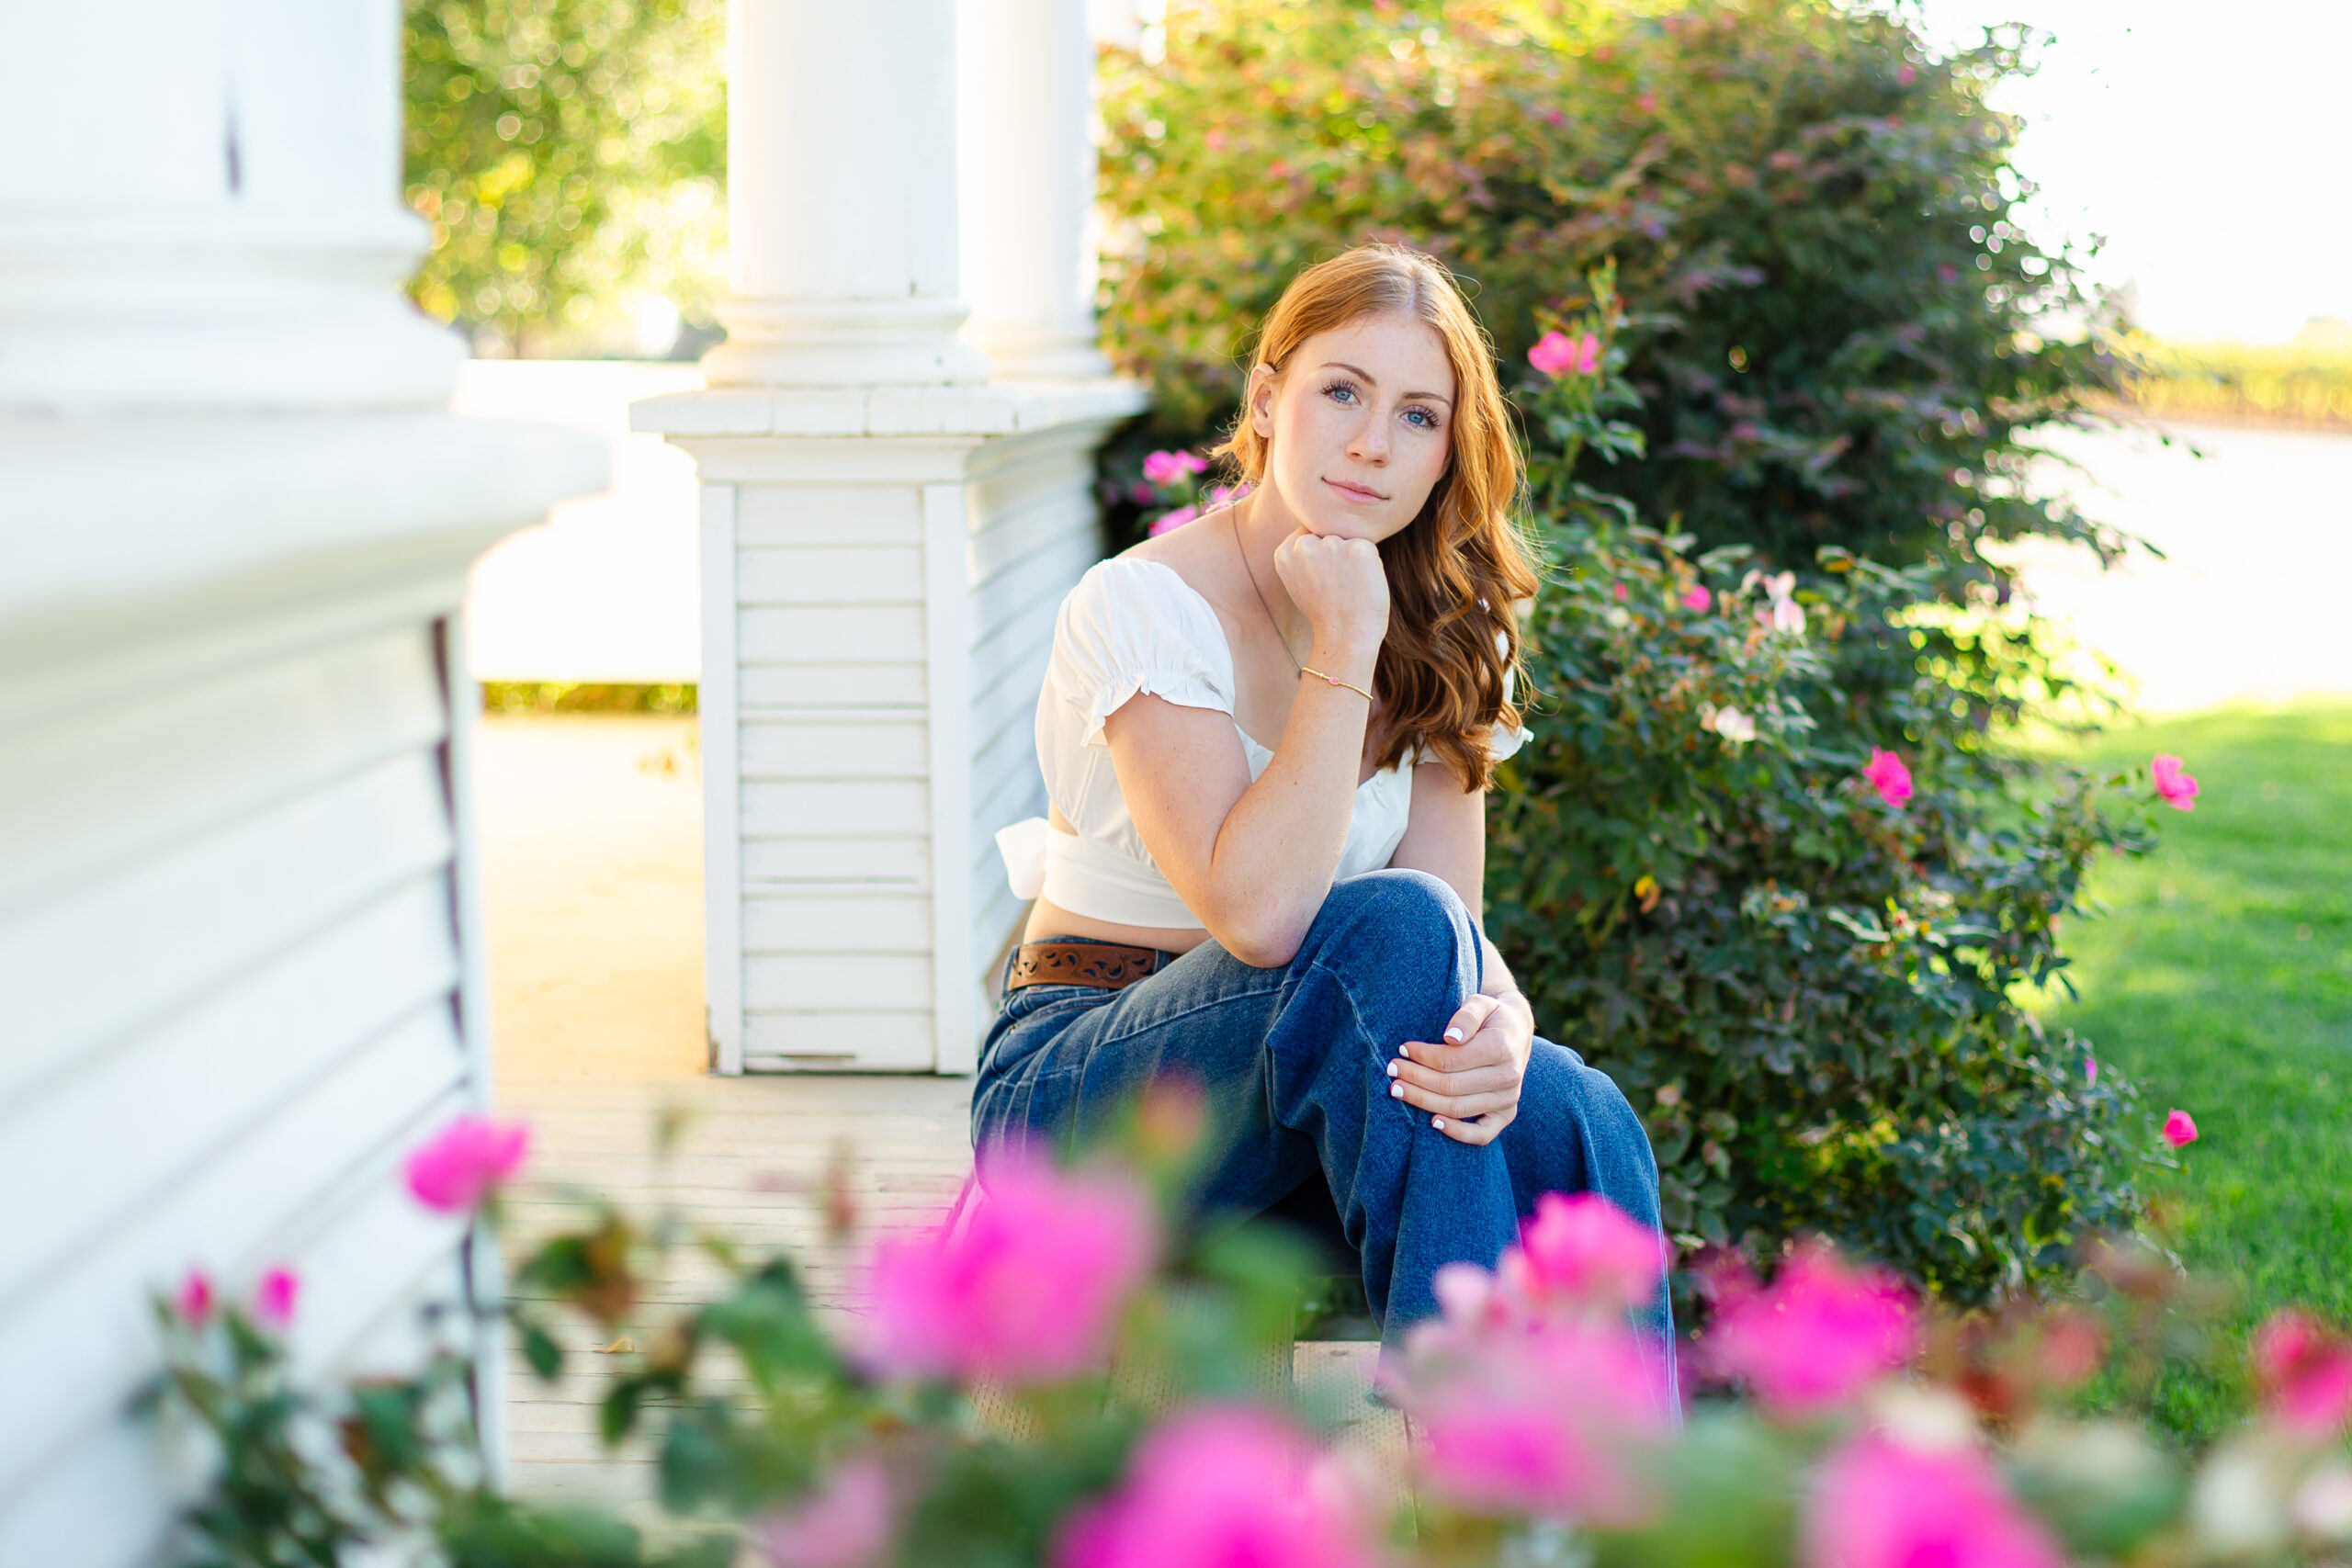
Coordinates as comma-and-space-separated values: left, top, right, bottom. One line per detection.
972, 869, 1675, 1393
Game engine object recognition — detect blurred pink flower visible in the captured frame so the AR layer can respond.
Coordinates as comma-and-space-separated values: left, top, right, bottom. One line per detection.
1531, 331, 1600, 380
2152, 753, 2199, 811
1611, 581, 1629, 602
1204, 481, 1252, 511
2163, 1108, 2199, 1148
1681, 584, 1713, 613
861, 1144, 1156, 1384
1147, 504, 1198, 537
1636, 90, 1658, 113
1861, 749, 1914, 808
1897, 64, 1918, 85
1055, 1404, 1374, 1568
175, 1268, 215, 1326
2254, 1310, 2352, 1438
255, 1266, 300, 1330
1510, 1192, 1665, 1312
1140, 449, 1207, 488
1804, 1433, 2063, 1568
1770, 595, 1806, 634
2085, 1054, 2098, 1086
1408, 1324, 1665, 1525
757, 1456, 895, 1568
1704, 1241, 1917, 1416
405, 1115, 530, 1214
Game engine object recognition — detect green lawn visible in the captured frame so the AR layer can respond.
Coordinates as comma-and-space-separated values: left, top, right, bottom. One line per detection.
2049, 704, 2352, 1437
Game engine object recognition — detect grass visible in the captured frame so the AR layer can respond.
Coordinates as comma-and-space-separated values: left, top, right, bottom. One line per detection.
2123, 334, 2352, 429
2048, 704, 2352, 1438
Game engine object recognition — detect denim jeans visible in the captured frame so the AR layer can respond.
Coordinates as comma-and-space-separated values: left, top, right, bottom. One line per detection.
972, 868, 1676, 1397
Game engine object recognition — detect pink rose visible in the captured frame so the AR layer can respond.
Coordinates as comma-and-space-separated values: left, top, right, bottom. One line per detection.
861, 1143, 1156, 1384
1140, 449, 1207, 488
2162, 1108, 2199, 1148
1804, 1433, 2063, 1568
1407, 1323, 1666, 1525
1529, 331, 1578, 378
405, 1114, 531, 1214
1861, 749, 1914, 808
1055, 1404, 1374, 1568
255, 1266, 300, 1330
2253, 1310, 2352, 1438
2151, 753, 2199, 811
1510, 1192, 1666, 1313
756, 1456, 896, 1568
1681, 584, 1713, 613
1147, 504, 1198, 536
1703, 1241, 1917, 1416
175, 1268, 215, 1327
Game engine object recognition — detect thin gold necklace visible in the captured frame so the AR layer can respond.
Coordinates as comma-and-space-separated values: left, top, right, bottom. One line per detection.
1233, 509, 1303, 672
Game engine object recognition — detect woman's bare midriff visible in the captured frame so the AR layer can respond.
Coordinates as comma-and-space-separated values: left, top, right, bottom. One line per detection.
1020, 803, 1214, 954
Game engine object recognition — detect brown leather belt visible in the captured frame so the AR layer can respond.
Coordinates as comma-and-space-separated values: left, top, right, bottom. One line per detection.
1007, 941, 1168, 991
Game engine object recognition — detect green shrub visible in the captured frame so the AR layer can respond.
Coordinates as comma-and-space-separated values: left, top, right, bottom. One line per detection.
1480, 296, 2160, 1301
1097, 0, 2125, 573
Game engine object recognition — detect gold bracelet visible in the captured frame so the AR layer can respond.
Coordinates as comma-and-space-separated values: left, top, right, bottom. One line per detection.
1299, 665, 1374, 702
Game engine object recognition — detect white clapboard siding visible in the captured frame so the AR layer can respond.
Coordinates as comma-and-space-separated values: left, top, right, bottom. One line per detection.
0, 611, 517, 1564
640, 378, 1143, 1072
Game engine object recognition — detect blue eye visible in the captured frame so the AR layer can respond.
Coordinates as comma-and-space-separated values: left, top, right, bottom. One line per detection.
1324, 381, 1358, 403
1405, 407, 1438, 429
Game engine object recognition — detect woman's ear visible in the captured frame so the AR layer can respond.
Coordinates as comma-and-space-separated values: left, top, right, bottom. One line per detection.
1247, 365, 1279, 440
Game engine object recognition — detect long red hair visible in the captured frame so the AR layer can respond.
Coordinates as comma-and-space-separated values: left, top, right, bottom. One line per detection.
1217, 244, 1538, 790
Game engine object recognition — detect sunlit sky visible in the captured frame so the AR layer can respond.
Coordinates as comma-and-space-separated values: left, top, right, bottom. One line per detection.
1915, 0, 2352, 344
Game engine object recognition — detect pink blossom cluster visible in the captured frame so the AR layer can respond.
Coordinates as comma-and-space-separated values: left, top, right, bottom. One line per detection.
2254, 1309, 2352, 1439
405, 1114, 531, 1214
1140, 448, 1208, 489
1529, 330, 1601, 378
2152, 752, 2199, 811
1804, 1432, 2063, 1568
756, 1456, 897, 1568
859, 1143, 1157, 1384
1861, 748, 1913, 808
1701, 1241, 1918, 1417
1386, 1195, 1671, 1522
1055, 1404, 1376, 1568
175, 1264, 300, 1330
2163, 1108, 2199, 1148
1148, 480, 1250, 536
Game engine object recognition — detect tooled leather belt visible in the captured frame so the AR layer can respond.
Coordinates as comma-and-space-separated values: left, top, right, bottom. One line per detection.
1007, 941, 1170, 991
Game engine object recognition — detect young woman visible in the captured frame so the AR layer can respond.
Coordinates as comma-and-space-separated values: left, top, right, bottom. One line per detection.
979, 244, 1670, 1373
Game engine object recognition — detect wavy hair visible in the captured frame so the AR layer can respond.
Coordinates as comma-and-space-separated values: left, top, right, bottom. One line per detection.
1216, 243, 1539, 791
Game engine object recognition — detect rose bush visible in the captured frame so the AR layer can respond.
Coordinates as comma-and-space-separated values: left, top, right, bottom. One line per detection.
150, 1115, 2352, 1568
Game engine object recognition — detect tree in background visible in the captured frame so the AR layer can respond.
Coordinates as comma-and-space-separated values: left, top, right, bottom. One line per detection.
401, 0, 725, 356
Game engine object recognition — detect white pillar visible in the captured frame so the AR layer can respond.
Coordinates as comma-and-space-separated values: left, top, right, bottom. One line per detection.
0, 0, 460, 411
704, 0, 989, 388
640, 0, 1143, 1076
0, 4, 601, 1558
957, 0, 1113, 379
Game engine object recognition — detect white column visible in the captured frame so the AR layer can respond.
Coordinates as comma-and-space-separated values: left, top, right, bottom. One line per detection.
0, 0, 460, 411
957, 0, 1113, 379
705, 0, 989, 388
0, 3, 601, 1557
639, 0, 1144, 1076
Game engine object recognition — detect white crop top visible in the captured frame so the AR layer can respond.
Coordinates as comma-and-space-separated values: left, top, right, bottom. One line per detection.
993, 556, 1526, 930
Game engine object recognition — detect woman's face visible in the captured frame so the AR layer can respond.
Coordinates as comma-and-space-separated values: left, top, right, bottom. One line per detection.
1248, 311, 1456, 544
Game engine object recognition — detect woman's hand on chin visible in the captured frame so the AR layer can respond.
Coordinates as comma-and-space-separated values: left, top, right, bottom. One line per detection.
1384, 989, 1535, 1145
1272, 528, 1389, 671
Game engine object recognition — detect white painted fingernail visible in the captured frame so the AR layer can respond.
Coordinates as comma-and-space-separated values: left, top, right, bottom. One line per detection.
1431, 1116, 1447, 1131
1385, 1061, 1398, 1077
1444, 1028, 1464, 1043
1390, 1082, 1404, 1099
1398, 1043, 1413, 1060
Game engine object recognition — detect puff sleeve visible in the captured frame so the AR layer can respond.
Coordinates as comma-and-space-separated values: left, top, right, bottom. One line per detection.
1045, 558, 1236, 748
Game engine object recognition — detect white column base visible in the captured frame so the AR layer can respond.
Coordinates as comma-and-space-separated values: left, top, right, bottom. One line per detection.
637, 377, 1147, 1073
705, 296, 992, 389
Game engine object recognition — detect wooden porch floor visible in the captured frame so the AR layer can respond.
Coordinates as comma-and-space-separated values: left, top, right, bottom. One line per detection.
475, 714, 1388, 1514
478, 715, 977, 1506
